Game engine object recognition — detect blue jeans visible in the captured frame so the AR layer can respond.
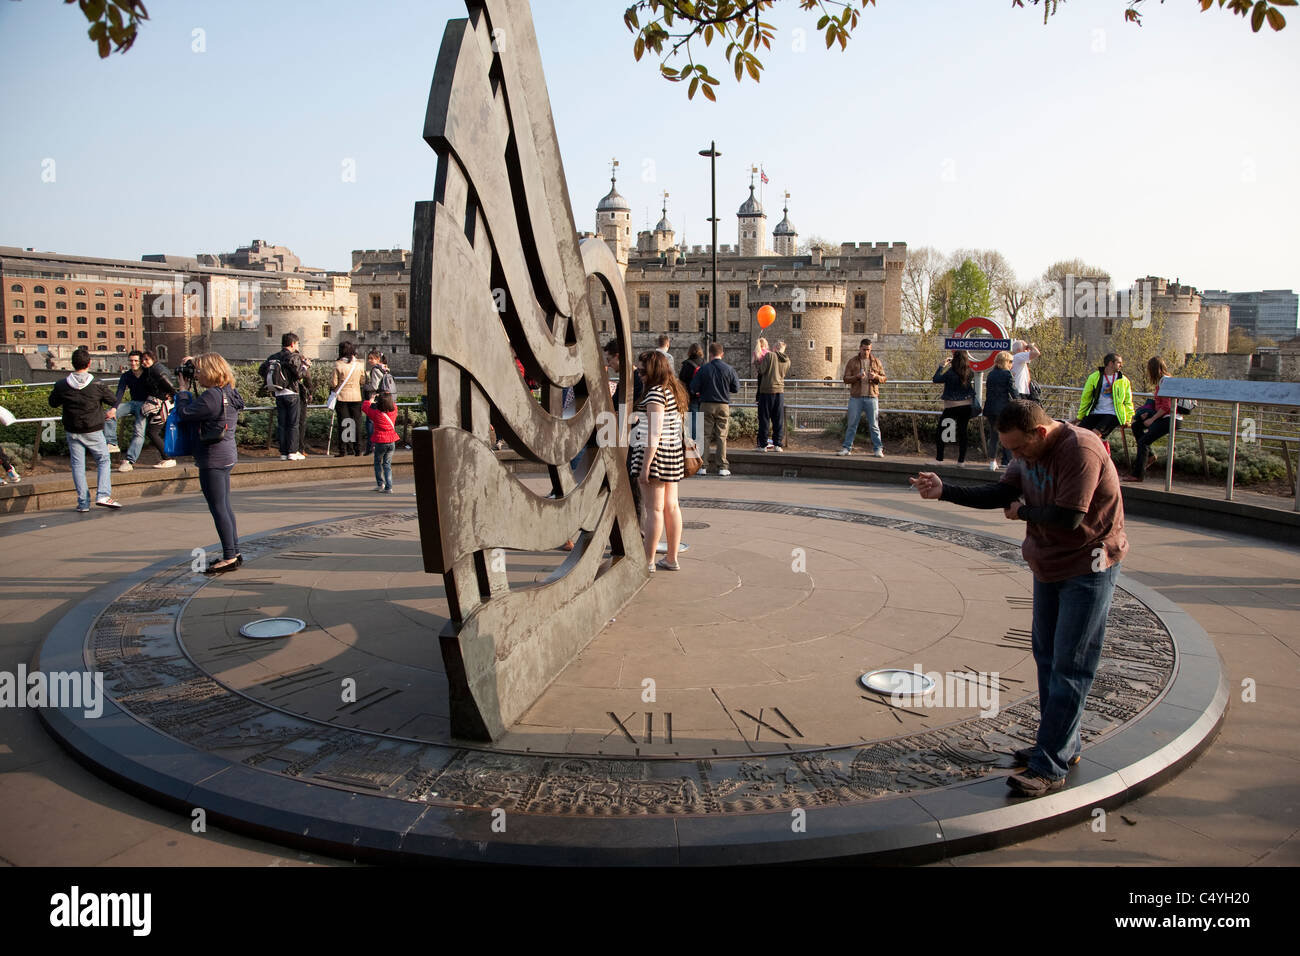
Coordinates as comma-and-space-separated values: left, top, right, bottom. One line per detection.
985, 422, 1012, 466
276, 394, 300, 455
1029, 563, 1121, 779
842, 396, 881, 452
373, 441, 394, 490
104, 400, 147, 462
1131, 415, 1170, 480
67, 430, 112, 508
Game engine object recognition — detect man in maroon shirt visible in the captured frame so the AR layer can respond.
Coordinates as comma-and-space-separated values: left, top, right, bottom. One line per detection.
910, 400, 1128, 797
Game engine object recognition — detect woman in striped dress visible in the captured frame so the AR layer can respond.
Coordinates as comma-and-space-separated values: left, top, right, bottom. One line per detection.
629, 350, 686, 572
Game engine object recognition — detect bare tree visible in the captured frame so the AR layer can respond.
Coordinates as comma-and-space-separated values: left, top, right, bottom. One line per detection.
901, 246, 946, 333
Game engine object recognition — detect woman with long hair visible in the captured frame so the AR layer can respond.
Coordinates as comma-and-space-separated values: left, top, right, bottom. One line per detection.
176, 352, 246, 574
1124, 356, 1171, 483
332, 340, 365, 456
628, 350, 686, 572
932, 350, 976, 464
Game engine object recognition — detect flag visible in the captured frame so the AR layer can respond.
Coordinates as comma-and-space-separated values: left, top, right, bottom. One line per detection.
760, 169, 769, 184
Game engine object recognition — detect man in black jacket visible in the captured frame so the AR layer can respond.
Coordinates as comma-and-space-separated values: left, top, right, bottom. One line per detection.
265, 333, 307, 460
690, 342, 740, 476
48, 347, 122, 511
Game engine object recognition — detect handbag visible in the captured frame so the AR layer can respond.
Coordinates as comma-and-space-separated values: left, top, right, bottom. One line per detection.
163, 403, 193, 458
1026, 380, 1044, 404
682, 420, 702, 478
1176, 398, 1197, 416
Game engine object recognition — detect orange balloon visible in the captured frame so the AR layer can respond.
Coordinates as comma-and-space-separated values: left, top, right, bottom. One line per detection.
757, 304, 776, 329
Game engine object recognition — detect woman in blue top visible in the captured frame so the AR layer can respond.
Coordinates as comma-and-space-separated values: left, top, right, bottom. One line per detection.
177, 353, 246, 574
932, 351, 977, 464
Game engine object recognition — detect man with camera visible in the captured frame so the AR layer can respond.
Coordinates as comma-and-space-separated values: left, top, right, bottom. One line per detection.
262, 333, 308, 460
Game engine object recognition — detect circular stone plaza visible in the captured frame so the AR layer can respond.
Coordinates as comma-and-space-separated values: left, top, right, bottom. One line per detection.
1, 450, 1296, 866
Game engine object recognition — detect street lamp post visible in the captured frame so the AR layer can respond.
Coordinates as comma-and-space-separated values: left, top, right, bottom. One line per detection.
698, 142, 721, 347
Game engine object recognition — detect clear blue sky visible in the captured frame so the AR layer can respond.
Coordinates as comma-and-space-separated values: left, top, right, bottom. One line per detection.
1, 0, 1296, 294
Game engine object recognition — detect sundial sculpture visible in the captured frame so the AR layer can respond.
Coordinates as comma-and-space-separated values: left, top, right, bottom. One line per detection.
410, 0, 646, 740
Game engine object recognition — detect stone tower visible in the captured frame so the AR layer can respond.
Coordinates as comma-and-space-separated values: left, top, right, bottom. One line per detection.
772, 194, 797, 257
737, 181, 767, 257
749, 280, 845, 380
596, 161, 632, 270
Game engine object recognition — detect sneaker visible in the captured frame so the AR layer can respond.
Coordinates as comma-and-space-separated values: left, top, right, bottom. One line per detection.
872, 449, 884, 458
95, 498, 122, 509
1007, 769, 1067, 798
118, 461, 134, 473
5, 466, 19, 482
289, 452, 306, 460
1012, 747, 1080, 768
988, 460, 998, 471
105, 443, 120, 454
375, 485, 386, 493
655, 559, 680, 571
383, 487, 394, 494
646, 562, 656, 574
718, 469, 731, 477
773, 445, 783, 452
281, 455, 290, 461
76, 504, 91, 513
698, 468, 707, 475
154, 459, 177, 469
837, 448, 851, 456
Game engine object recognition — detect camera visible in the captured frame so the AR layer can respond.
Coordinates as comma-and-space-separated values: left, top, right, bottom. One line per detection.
175, 359, 197, 382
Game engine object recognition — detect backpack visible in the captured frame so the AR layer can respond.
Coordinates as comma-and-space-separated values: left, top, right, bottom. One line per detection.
258, 353, 294, 396
368, 365, 395, 396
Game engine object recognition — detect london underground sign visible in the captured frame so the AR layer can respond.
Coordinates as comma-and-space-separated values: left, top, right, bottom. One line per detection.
944, 316, 1010, 373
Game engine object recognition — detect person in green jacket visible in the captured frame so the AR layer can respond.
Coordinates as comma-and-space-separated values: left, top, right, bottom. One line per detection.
1075, 353, 1133, 439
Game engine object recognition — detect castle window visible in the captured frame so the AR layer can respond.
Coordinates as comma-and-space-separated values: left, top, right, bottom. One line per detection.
370, 320, 381, 332
667, 293, 679, 309
55, 286, 66, 294
76, 302, 86, 310
35, 315, 47, 324
96, 317, 106, 325
698, 319, 706, 333
854, 292, 866, 309
853, 320, 865, 334
57, 330, 68, 339
322, 323, 331, 338
396, 293, 406, 309
114, 303, 124, 311
34, 285, 46, 293
266, 325, 274, 338
34, 299, 46, 309
638, 320, 650, 333
116, 345, 126, 352
791, 314, 802, 329
728, 320, 740, 333
600, 319, 608, 332
9, 284, 21, 292
113, 289, 124, 297
12, 330, 24, 339
668, 320, 679, 333
115, 331, 125, 338
370, 294, 381, 309
638, 292, 650, 309
77, 331, 87, 339
698, 292, 709, 309
600, 292, 608, 305
36, 330, 47, 339
94, 289, 105, 296
9, 315, 21, 323
56, 301, 66, 309
75, 288, 86, 296
396, 318, 407, 332
114, 317, 124, 325
11, 299, 22, 309
825, 346, 833, 362
77, 316, 87, 325
1103, 319, 1114, 336
729, 292, 741, 309
96, 303, 106, 311
57, 316, 68, 324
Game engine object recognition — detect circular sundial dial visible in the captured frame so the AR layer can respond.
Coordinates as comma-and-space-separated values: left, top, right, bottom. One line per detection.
42, 499, 1215, 863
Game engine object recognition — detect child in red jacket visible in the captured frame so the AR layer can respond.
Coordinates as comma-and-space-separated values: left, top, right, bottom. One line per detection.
362, 394, 399, 492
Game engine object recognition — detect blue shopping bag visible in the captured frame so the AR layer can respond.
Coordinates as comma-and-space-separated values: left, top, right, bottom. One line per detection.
163, 403, 193, 458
